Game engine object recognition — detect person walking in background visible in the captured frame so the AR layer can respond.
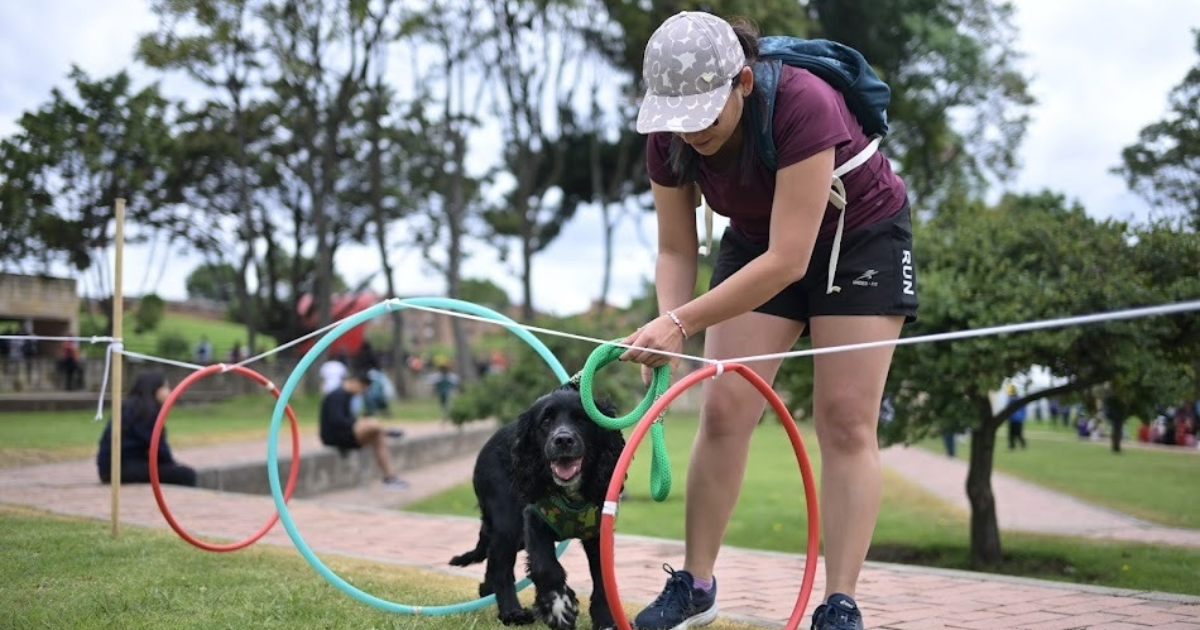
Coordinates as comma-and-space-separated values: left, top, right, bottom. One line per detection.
427, 363, 460, 421
95, 371, 197, 487
318, 351, 349, 394
1007, 386, 1028, 450
58, 341, 81, 391
193, 335, 212, 365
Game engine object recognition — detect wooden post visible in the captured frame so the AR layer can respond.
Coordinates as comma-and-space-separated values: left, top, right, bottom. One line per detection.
110, 198, 126, 538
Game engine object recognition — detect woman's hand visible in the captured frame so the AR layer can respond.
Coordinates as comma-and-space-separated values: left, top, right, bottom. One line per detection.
619, 315, 684, 379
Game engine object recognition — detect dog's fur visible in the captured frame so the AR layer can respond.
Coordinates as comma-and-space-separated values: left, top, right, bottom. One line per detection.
449, 385, 624, 630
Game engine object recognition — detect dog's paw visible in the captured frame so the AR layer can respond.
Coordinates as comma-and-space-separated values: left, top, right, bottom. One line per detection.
534, 585, 578, 630
588, 604, 616, 630
498, 607, 536, 626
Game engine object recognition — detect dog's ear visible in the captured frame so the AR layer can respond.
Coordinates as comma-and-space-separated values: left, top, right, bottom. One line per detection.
510, 400, 549, 503
582, 398, 626, 504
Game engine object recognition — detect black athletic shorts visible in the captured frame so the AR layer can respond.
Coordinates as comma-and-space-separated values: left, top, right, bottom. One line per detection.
710, 203, 919, 326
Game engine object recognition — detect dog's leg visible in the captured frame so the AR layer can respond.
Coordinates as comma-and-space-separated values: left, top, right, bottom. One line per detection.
488, 510, 535, 626
524, 508, 579, 630
581, 537, 616, 630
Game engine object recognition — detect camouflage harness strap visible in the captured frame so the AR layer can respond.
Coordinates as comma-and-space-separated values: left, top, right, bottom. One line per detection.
532, 493, 602, 541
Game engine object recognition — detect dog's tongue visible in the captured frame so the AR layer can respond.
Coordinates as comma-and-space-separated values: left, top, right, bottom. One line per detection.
552, 458, 582, 480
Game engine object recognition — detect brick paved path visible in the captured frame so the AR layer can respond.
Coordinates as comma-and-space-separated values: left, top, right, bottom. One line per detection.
3, 431, 1199, 629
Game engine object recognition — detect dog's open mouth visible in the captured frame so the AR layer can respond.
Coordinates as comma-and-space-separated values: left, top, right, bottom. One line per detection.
550, 457, 583, 482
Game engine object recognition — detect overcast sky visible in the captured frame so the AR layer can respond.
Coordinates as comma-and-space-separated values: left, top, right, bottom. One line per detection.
1, 1, 1197, 316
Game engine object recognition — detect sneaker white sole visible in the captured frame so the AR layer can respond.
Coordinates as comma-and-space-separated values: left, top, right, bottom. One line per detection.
668, 605, 718, 630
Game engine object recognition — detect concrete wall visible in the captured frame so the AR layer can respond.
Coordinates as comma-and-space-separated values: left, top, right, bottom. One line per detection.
195, 422, 496, 498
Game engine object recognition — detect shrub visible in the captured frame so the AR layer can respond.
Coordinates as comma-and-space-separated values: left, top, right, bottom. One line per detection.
155, 331, 191, 360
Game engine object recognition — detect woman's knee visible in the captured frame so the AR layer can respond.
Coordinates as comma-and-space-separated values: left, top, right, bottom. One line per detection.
814, 393, 880, 456
700, 384, 766, 441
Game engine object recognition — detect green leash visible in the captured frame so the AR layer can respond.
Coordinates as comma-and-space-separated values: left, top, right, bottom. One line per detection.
576, 342, 673, 502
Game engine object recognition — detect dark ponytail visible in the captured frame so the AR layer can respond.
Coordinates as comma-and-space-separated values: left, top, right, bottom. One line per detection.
668, 16, 766, 185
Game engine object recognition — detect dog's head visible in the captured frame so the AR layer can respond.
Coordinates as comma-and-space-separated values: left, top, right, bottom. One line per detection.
512, 384, 624, 504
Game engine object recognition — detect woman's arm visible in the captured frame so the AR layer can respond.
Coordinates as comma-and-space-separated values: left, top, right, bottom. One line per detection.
670, 146, 835, 334
620, 148, 835, 368
652, 182, 700, 315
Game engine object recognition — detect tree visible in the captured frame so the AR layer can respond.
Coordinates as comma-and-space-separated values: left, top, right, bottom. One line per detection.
458, 278, 511, 312
0, 68, 185, 331
807, 0, 1035, 203
261, 0, 399, 334
186, 262, 240, 303
1114, 28, 1200, 230
880, 191, 1200, 566
139, 0, 273, 352
134, 294, 167, 335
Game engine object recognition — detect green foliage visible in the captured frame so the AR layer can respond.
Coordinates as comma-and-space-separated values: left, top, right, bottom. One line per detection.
134, 294, 167, 335
0, 67, 181, 273
1114, 28, 1200, 230
155, 330, 192, 360
449, 313, 647, 425
457, 278, 511, 311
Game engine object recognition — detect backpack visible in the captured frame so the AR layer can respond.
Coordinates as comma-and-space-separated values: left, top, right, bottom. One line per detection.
751, 36, 891, 170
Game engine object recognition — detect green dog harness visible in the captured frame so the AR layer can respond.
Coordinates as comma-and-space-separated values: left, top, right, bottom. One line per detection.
532, 494, 601, 541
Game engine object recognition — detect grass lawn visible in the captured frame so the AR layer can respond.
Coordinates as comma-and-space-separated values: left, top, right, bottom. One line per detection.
80, 310, 275, 359
921, 423, 1200, 529
0, 505, 765, 630
0, 394, 448, 468
409, 415, 1200, 595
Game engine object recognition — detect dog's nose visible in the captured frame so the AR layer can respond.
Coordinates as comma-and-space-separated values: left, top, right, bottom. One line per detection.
552, 432, 576, 448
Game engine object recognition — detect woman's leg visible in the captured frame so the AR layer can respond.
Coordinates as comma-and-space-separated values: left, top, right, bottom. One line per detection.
683, 311, 805, 579
809, 314, 904, 599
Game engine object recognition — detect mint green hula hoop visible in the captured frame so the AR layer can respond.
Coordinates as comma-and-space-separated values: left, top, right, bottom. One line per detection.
266, 297, 570, 615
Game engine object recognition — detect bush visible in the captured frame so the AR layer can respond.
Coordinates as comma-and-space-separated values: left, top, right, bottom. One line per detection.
134, 294, 166, 334
449, 313, 649, 425
155, 331, 191, 360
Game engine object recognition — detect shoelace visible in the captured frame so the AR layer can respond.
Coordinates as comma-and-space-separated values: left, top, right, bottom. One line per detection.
649, 564, 694, 610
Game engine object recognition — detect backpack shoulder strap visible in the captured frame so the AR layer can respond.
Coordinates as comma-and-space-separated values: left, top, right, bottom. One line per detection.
749, 59, 783, 172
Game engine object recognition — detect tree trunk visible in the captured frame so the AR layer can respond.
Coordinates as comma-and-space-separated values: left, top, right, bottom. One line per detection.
1110, 416, 1124, 453
366, 85, 408, 397
966, 406, 1003, 566
447, 130, 474, 384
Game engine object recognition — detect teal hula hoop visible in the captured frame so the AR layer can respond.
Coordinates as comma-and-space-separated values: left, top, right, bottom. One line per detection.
267, 297, 571, 615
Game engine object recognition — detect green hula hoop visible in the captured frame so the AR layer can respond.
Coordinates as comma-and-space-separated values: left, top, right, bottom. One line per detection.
577, 342, 673, 501
266, 297, 570, 615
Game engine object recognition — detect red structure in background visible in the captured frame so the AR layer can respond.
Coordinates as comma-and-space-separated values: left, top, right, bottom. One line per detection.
295, 291, 379, 356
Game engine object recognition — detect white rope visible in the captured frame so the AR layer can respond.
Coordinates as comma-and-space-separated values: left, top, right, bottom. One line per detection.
94, 342, 122, 421
229, 318, 347, 369
0, 334, 117, 344
54, 295, 1200, 424
726, 299, 1200, 365
118, 349, 205, 372
386, 300, 708, 365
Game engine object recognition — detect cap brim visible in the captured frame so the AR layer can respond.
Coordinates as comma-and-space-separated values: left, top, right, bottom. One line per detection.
636, 82, 732, 134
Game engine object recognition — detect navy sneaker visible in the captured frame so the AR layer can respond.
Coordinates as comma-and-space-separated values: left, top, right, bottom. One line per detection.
633, 564, 718, 630
811, 593, 864, 630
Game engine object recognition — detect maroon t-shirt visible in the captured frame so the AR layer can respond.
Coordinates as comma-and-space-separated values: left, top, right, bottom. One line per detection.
646, 65, 908, 243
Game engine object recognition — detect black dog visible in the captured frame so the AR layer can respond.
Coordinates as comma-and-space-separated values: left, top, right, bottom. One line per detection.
450, 384, 624, 630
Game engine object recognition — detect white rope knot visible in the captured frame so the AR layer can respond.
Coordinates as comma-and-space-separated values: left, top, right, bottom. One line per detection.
219, 363, 232, 373
94, 341, 124, 421
264, 381, 278, 393
712, 361, 725, 379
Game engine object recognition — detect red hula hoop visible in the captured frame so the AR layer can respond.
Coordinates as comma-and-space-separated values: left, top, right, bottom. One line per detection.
600, 363, 820, 630
149, 364, 302, 552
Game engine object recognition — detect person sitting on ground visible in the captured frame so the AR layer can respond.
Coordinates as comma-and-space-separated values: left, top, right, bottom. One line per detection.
96, 371, 197, 487
319, 371, 407, 488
